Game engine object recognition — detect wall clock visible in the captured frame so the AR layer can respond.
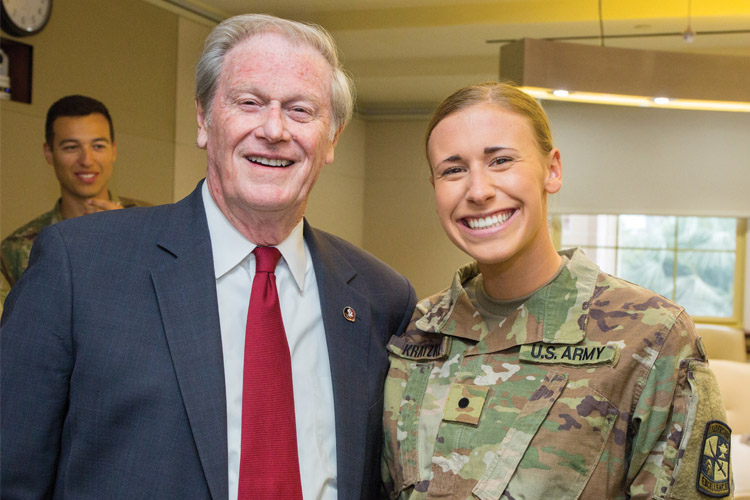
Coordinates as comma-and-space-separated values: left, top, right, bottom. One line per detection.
1, 0, 51, 37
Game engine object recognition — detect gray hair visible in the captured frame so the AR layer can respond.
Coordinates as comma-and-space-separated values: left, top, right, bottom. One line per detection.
195, 13, 355, 138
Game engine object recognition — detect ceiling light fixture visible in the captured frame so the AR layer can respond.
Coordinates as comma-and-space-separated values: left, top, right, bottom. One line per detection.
682, 0, 695, 43
499, 38, 750, 112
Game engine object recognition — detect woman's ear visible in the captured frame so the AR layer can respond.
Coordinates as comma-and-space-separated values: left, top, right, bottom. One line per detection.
545, 148, 562, 195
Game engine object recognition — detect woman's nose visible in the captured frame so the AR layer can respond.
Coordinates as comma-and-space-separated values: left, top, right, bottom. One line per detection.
466, 169, 495, 204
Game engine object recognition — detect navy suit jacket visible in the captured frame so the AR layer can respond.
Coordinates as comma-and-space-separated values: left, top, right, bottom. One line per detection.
1, 183, 416, 499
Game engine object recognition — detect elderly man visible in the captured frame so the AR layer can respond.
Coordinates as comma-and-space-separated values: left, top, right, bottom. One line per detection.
1, 14, 415, 500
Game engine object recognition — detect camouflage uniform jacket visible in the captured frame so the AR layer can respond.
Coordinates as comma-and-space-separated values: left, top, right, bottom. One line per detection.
0, 193, 145, 304
383, 248, 732, 500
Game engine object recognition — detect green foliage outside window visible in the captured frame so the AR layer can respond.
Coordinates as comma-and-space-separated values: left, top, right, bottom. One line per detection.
557, 214, 741, 320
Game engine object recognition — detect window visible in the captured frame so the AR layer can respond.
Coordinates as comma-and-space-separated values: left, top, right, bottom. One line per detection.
553, 214, 746, 324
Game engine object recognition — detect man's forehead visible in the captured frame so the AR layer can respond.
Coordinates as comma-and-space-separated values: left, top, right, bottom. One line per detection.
224, 34, 331, 81
53, 114, 112, 142
218, 34, 333, 107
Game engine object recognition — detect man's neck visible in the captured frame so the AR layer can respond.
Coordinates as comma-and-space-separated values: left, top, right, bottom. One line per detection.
60, 190, 109, 219
206, 181, 305, 247
222, 207, 303, 246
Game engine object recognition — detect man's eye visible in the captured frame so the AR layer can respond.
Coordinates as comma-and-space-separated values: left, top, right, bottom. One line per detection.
289, 107, 313, 121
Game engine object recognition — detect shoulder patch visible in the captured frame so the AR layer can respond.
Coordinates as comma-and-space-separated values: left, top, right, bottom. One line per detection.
697, 420, 731, 497
386, 334, 449, 360
519, 342, 619, 366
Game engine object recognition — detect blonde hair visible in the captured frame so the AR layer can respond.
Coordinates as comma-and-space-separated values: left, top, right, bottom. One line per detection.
425, 81, 553, 160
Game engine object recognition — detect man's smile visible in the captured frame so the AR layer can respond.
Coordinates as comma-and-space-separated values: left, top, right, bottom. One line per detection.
246, 155, 294, 167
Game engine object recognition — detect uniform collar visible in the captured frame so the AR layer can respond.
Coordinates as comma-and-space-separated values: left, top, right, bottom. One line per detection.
416, 248, 599, 349
55, 190, 121, 222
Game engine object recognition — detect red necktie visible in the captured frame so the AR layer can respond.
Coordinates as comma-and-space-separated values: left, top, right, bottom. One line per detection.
238, 246, 303, 499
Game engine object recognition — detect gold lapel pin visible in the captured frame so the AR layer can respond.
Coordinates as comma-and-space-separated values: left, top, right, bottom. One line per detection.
343, 306, 356, 322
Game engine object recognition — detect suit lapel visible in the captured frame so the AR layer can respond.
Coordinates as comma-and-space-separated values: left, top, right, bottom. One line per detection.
151, 186, 228, 500
305, 223, 371, 500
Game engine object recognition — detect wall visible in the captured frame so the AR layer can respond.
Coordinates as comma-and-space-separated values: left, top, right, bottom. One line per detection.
305, 117, 367, 247
173, 16, 212, 201
546, 101, 750, 218
0, 0, 178, 239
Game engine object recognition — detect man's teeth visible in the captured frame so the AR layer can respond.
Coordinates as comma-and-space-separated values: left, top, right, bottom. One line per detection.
78, 173, 95, 179
466, 211, 513, 229
248, 156, 292, 167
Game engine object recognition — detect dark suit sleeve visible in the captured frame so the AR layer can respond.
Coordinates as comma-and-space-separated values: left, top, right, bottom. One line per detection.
1, 226, 74, 498
393, 275, 417, 338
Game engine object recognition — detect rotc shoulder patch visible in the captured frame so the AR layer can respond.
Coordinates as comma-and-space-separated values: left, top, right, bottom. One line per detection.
386, 335, 449, 360
519, 342, 619, 366
697, 420, 731, 498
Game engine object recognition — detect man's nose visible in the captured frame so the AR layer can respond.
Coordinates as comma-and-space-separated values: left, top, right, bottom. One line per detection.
256, 103, 291, 143
79, 147, 94, 167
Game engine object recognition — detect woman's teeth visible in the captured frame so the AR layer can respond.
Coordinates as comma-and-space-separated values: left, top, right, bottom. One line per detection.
466, 211, 513, 229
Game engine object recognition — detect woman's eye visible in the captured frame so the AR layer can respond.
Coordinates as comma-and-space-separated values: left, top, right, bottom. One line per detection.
491, 157, 512, 166
439, 166, 464, 177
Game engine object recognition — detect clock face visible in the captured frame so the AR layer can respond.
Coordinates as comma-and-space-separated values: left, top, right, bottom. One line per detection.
1, 0, 51, 36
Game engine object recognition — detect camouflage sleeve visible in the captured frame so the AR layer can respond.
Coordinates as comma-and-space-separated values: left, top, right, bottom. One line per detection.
382, 450, 396, 500
627, 311, 732, 499
1, 235, 28, 288
117, 195, 152, 208
0, 271, 9, 308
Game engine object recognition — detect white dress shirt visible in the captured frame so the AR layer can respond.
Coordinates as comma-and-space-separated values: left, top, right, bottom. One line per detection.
202, 183, 337, 500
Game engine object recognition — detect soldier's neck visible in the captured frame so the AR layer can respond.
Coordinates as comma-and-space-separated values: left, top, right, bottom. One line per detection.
60, 190, 110, 219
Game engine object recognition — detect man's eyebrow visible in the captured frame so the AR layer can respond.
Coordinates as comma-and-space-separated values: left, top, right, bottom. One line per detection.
58, 137, 110, 146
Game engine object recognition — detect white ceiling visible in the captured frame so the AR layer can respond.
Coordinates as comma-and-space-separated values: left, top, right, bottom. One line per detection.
174, 0, 750, 114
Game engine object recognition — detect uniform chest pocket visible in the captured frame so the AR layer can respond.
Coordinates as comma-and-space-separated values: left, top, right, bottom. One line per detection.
427, 371, 618, 500
477, 375, 619, 500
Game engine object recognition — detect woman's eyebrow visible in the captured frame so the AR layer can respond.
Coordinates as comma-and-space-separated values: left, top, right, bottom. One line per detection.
440, 154, 462, 163
484, 145, 510, 154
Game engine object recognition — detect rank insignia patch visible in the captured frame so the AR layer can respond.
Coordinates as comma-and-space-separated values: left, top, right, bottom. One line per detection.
697, 420, 731, 497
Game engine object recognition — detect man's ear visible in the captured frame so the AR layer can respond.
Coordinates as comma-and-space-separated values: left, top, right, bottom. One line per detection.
545, 148, 562, 195
324, 126, 343, 165
43, 142, 53, 165
196, 99, 208, 149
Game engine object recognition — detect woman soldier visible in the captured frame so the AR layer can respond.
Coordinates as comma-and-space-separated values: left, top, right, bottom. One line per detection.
382, 82, 732, 500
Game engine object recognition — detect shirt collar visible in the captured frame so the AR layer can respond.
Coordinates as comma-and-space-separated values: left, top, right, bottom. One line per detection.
202, 181, 307, 291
